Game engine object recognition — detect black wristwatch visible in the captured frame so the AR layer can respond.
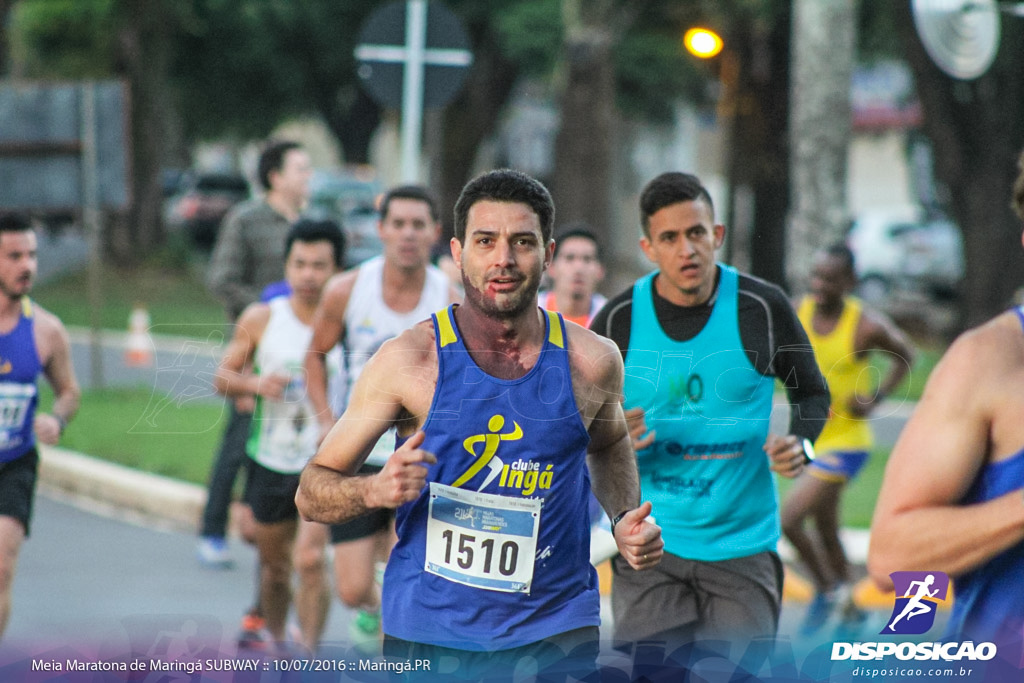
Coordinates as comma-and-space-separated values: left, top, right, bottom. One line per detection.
611, 509, 631, 531
801, 438, 816, 464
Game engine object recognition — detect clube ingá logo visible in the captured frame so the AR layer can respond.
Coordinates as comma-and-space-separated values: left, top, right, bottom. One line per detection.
881, 571, 950, 635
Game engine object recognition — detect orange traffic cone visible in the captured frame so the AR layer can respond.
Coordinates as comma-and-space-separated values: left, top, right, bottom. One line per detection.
124, 304, 153, 367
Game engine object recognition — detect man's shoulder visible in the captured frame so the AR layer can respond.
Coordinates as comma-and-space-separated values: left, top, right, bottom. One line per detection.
566, 324, 623, 381
27, 302, 70, 363
951, 310, 1024, 369
320, 267, 360, 303
735, 271, 801, 330
229, 197, 271, 218
29, 302, 67, 337
237, 300, 273, 330
591, 286, 634, 323
369, 320, 438, 371
325, 268, 361, 296
736, 270, 790, 304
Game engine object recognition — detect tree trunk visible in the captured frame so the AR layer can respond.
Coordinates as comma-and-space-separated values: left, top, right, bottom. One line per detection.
893, 2, 1024, 329
110, 0, 175, 263
437, 41, 519, 241
550, 27, 616, 237
787, 0, 858, 291
744, 10, 792, 291
320, 85, 381, 166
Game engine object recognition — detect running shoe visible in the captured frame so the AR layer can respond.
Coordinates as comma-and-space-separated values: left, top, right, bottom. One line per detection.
196, 536, 234, 569
349, 609, 381, 654
833, 605, 868, 640
237, 612, 271, 651
799, 591, 836, 636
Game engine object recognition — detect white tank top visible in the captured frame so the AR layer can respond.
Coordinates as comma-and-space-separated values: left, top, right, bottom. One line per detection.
248, 297, 342, 473
343, 255, 449, 464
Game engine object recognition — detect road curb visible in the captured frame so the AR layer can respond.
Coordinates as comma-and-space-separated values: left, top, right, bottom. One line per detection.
38, 444, 205, 534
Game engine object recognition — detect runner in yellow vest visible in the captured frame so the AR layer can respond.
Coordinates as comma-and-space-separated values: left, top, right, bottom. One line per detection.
783, 243, 916, 635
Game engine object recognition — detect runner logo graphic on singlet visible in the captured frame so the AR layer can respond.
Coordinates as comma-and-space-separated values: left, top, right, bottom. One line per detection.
452, 414, 523, 490
882, 571, 950, 635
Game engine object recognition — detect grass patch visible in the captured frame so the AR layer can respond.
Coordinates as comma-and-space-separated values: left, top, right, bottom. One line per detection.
895, 344, 942, 402
32, 258, 225, 338
39, 384, 227, 486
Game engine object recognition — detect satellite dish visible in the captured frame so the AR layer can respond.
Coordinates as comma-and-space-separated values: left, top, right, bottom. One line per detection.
911, 0, 1000, 80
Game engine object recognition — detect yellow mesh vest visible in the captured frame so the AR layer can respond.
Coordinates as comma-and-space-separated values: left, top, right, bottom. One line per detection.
797, 296, 874, 451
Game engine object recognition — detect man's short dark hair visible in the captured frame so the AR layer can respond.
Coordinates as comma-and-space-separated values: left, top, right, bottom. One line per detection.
553, 222, 602, 262
257, 140, 303, 191
453, 169, 554, 243
380, 185, 439, 223
639, 172, 715, 237
0, 213, 33, 234
824, 241, 856, 275
285, 218, 346, 267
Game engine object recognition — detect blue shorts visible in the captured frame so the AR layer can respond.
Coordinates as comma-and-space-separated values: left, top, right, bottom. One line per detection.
808, 449, 869, 483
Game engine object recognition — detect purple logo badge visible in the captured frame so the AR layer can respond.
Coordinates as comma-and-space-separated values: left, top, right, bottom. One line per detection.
882, 571, 950, 635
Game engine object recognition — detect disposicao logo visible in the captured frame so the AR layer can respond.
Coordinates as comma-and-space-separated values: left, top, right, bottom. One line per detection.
882, 571, 950, 635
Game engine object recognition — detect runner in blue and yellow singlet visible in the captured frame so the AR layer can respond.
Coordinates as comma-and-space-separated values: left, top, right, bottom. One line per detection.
297, 170, 663, 678
784, 243, 915, 635
870, 152, 1024, 674
0, 213, 79, 638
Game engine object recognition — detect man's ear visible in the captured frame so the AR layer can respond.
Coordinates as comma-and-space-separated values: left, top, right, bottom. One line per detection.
544, 239, 555, 269
713, 224, 726, 249
450, 236, 463, 269
639, 236, 657, 265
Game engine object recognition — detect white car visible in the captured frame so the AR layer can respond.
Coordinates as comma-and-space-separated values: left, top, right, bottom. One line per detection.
846, 207, 965, 304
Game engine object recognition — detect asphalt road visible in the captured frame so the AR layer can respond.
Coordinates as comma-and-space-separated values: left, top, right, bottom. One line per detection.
2, 493, 356, 656
1, 492, 901, 673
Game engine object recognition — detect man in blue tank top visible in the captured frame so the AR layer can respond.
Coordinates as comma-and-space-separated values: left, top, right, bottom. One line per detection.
297, 169, 663, 678
869, 151, 1024, 671
0, 213, 80, 638
591, 172, 830, 649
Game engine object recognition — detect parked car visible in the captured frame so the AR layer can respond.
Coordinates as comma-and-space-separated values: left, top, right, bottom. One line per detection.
306, 170, 383, 268
846, 206, 965, 304
165, 172, 251, 249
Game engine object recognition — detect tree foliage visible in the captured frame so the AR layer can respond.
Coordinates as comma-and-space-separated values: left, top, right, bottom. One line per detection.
5, 0, 790, 265
8, 0, 119, 77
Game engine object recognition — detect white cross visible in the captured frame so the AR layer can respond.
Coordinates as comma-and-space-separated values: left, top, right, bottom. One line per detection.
355, 0, 473, 182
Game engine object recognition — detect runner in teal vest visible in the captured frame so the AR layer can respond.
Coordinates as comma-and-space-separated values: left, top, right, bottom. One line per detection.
592, 172, 829, 650
625, 264, 778, 561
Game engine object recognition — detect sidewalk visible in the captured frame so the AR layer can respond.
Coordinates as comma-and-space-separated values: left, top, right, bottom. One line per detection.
38, 445, 206, 533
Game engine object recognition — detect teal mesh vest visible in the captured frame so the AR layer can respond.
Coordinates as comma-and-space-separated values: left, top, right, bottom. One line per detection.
623, 265, 778, 560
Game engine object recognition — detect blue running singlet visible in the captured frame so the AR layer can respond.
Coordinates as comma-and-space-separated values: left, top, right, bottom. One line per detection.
0, 298, 42, 463
381, 306, 599, 650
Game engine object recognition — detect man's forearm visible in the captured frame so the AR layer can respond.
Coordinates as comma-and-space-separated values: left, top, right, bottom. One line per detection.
587, 434, 641, 521
304, 351, 333, 425
296, 463, 376, 524
869, 491, 1024, 586
51, 389, 80, 425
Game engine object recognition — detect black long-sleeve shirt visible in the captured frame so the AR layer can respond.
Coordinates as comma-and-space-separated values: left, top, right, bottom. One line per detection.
590, 267, 830, 443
